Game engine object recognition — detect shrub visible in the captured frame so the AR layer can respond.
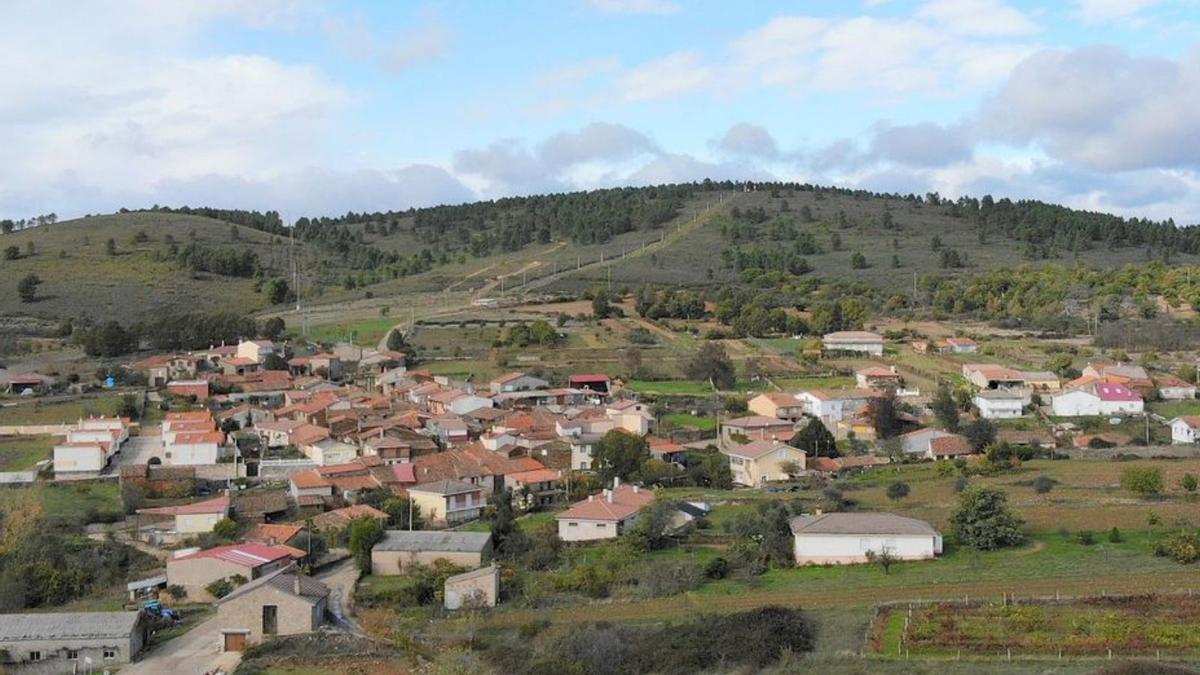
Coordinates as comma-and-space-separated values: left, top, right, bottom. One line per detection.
886, 481, 911, 501
1108, 527, 1122, 543
632, 559, 703, 598
1077, 530, 1096, 545
1181, 473, 1198, 493
1153, 532, 1200, 564
703, 557, 730, 579
1120, 467, 1164, 497
950, 486, 1025, 550
205, 574, 248, 599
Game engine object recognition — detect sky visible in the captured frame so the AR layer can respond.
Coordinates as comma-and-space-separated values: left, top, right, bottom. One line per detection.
3, 0, 1200, 223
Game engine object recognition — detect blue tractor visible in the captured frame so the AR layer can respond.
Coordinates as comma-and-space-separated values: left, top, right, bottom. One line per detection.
142, 600, 179, 621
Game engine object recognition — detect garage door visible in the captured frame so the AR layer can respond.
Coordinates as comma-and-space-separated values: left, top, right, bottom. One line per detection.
223, 632, 247, 652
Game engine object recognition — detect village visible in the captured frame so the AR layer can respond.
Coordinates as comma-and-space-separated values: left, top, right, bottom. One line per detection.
2, 301, 1200, 673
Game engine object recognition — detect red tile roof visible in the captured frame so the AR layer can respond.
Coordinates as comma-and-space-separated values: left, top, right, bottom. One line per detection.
557, 484, 654, 522
173, 543, 294, 568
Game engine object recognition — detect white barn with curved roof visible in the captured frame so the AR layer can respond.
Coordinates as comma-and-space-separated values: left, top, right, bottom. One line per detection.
790, 512, 942, 565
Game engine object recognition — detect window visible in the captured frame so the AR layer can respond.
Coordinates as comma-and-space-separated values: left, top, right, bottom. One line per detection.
29, 651, 41, 661
596, 523, 607, 529
104, 649, 116, 660
567, 522, 578, 527
263, 605, 278, 635
67, 649, 79, 660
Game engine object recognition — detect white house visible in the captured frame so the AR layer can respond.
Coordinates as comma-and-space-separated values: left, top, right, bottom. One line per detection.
1156, 376, 1197, 401
448, 394, 495, 416
556, 482, 655, 542
236, 339, 276, 363
489, 372, 549, 394
941, 336, 978, 353
302, 438, 358, 466
1169, 416, 1200, 444
1051, 383, 1143, 417
606, 399, 654, 435
898, 428, 954, 455
790, 512, 942, 565
822, 331, 884, 355
973, 389, 1028, 419
53, 441, 114, 476
165, 431, 225, 465
137, 494, 231, 535
721, 439, 807, 486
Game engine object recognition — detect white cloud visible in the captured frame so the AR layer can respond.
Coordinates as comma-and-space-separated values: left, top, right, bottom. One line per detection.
585, 0, 681, 15
916, 0, 1039, 36
610, 9, 1040, 102
322, 8, 452, 73
618, 51, 714, 101
712, 124, 782, 159
1072, 0, 1165, 23
539, 123, 659, 170
978, 46, 1200, 172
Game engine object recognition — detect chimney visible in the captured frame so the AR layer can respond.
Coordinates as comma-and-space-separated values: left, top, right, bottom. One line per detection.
293, 571, 302, 595
815, 507, 823, 515
606, 490, 614, 504
613, 476, 620, 489
588, 495, 594, 502
632, 485, 639, 494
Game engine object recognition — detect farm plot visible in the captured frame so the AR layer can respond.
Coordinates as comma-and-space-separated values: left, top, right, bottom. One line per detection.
872, 595, 1200, 658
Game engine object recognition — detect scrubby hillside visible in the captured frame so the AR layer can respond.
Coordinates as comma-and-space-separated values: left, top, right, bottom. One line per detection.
0, 211, 295, 325
3, 182, 1197, 329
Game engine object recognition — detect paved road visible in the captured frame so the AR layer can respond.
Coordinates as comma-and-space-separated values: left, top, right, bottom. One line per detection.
109, 427, 163, 472
315, 557, 364, 637
124, 614, 240, 675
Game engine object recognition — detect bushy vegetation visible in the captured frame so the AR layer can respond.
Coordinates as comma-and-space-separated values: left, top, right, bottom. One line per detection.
488, 606, 814, 675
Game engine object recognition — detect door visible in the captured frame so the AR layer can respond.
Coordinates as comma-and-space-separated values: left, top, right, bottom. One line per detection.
262, 605, 278, 635
223, 632, 247, 652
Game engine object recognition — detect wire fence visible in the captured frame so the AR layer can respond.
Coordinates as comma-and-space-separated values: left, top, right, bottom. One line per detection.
866, 590, 1200, 664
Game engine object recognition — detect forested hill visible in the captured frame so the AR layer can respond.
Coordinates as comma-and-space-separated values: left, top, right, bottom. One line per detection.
144, 181, 1198, 270
1, 182, 1197, 330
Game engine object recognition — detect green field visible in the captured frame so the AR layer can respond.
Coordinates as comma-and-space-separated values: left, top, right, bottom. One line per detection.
0, 393, 126, 425
662, 412, 717, 431
1150, 398, 1200, 419
34, 481, 123, 525
303, 317, 397, 346
874, 595, 1200, 658
627, 379, 763, 396
0, 434, 53, 471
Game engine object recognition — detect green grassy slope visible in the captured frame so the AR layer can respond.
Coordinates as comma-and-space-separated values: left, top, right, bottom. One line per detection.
0, 212, 300, 323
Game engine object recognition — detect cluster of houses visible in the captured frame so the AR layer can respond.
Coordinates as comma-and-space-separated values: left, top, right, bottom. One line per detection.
52, 417, 130, 477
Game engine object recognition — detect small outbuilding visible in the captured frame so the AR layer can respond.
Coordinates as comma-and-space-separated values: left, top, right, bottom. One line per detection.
370, 530, 493, 575
444, 565, 500, 610
789, 512, 942, 565
215, 565, 329, 650
0, 611, 148, 671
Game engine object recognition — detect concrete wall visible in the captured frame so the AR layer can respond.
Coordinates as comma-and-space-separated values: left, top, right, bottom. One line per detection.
445, 568, 499, 610
370, 549, 488, 575
258, 459, 318, 480
557, 516, 633, 542
0, 424, 72, 436
0, 470, 37, 485
176, 512, 223, 535
793, 533, 942, 565
217, 586, 326, 644
167, 557, 285, 602
53, 445, 105, 474
166, 442, 221, 465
